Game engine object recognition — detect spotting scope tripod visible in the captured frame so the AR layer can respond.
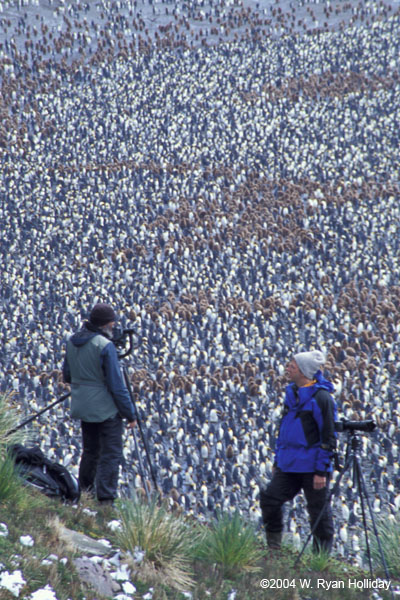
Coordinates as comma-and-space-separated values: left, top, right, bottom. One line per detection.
295, 426, 394, 600
112, 327, 160, 500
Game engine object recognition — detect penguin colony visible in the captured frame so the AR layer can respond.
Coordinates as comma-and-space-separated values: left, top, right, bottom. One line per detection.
1, 0, 400, 564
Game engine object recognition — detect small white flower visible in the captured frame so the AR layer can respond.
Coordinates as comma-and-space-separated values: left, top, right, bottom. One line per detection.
122, 581, 136, 595
19, 535, 34, 547
29, 584, 58, 600
47, 555, 58, 562
10, 557, 21, 568
40, 559, 53, 566
112, 563, 131, 582
132, 546, 145, 564
82, 508, 97, 518
108, 551, 122, 567
0, 570, 26, 597
107, 519, 122, 532
0, 523, 9, 537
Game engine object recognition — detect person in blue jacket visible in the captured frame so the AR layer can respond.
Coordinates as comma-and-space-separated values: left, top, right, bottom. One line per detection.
260, 350, 337, 553
63, 303, 136, 504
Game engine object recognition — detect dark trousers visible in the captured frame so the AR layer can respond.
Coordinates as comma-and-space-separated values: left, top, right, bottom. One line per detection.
79, 415, 123, 501
259, 470, 334, 552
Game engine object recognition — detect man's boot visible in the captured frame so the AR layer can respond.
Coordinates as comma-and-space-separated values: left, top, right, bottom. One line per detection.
266, 530, 282, 549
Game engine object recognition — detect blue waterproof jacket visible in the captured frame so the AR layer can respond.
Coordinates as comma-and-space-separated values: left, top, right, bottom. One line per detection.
275, 371, 337, 475
63, 322, 136, 423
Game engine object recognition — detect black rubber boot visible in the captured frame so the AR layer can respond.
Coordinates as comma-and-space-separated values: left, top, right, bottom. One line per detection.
266, 530, 282, 549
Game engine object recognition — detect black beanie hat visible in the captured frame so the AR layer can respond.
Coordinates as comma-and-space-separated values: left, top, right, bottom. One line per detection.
89, 303, 117, 327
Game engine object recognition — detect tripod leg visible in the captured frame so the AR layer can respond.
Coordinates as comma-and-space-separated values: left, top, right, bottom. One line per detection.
294, 457, 351, 566
8, 392, 71, 435
353, 459, 373, 576
353, 456, 393, 592
122, 367, 160, 497
132, 427, 151, 502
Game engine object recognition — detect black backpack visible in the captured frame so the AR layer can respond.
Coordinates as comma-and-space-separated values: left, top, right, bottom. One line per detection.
9, 444, 81, 503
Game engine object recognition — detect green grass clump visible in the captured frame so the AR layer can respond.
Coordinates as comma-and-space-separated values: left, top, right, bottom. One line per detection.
0, 392, 31, 505
194, 511, 264, 580
0, 392, 29, 453
0, 452, 27, 504
370, 514, 400, 578
302, 547, 332, 572
116, 495, 201, 592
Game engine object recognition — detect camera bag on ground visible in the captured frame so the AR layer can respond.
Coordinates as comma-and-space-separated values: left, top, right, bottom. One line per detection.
9, 444, 81, 503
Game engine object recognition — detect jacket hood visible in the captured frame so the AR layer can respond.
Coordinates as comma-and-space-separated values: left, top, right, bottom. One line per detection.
69, 322, 110, 347
314, 370, 335, 394
285, 371, 335, 408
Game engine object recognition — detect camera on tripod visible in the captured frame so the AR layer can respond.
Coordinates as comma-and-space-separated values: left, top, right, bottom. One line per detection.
112, 327, 136, 359
112, 327, 134, 347
335, 418, 376, 433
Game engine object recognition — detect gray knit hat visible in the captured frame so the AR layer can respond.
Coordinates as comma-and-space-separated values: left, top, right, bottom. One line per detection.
294, 350, 326, 380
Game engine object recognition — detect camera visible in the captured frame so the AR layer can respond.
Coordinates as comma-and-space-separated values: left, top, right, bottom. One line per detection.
112, 327, 136, 358
112, 327, 134, 347
335, 418, 376, 433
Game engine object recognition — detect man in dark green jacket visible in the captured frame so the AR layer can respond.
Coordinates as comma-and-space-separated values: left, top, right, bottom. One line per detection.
63, 303, 136, 504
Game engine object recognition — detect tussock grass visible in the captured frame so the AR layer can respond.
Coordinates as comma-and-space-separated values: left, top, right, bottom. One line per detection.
370, 514, 400, 578
116, 495, 201, 592
0, 393, 30, 505
0, 452, 26, 504
0, 392, 29, 454
194, 511, 264, 580
302, 547, 332, 572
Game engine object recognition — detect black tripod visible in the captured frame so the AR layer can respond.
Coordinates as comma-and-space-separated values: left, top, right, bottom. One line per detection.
295, 430, 394, 599
113, 328, 160, 500
8, 392, 71, 436
121, 364, 159, 500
